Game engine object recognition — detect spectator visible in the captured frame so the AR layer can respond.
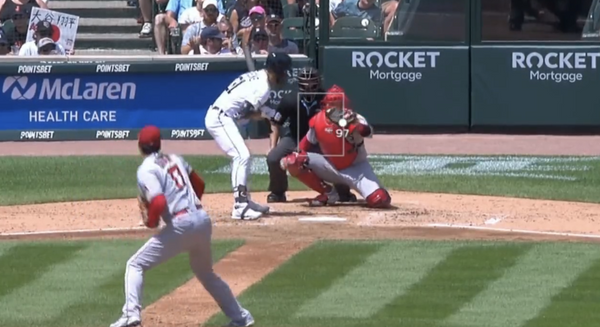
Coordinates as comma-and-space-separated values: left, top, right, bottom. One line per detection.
332, 0, 381, 23
179, 0, 227, 30
0, 28, 10, 55
178, 0, 203, 32
331, 0, 398, 34
265, 14, 298, 54
0, 0, 46, 23
250, 26, 268, 54
19, 20, 67, 56
249, 5, 266, 28
35, 37, 58, 55
230, 0, 255, 35
195, 25, 233, 54
239, 5, 266, 47
180, 0, 224, 54
219, 19, 243, 54
1, 7, 31, 52
136, 0, 154, 37
154, 0, 194, 55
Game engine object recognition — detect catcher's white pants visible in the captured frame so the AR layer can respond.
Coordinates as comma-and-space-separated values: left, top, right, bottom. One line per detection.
121, 210, 246, 322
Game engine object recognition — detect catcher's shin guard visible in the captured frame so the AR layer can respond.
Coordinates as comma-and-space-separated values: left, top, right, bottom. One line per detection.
366, 188, 392, 208
282, 152, 331, 194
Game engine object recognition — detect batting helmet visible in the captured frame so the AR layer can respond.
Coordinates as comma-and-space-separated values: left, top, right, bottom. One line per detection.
266, 52, 292, 84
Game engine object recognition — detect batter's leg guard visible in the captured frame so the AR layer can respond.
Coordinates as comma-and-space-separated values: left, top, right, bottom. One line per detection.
366, 188, 392, 208
282, 151, 331, 194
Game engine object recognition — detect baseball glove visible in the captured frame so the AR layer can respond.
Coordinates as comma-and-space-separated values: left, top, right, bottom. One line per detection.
137, 195, 150, 227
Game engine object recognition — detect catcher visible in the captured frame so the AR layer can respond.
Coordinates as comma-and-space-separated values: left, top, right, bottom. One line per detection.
280, 85, 392, 208
111, 125, 254, 327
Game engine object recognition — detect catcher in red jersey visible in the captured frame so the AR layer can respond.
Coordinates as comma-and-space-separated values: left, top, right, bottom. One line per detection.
280, 85, 392, 208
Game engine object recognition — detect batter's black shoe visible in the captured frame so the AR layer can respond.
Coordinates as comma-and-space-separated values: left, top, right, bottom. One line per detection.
267, 193, 287, 203
339, 192, 358, 203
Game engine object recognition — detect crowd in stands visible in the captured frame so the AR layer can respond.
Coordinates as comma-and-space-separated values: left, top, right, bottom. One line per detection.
135, 0, 397, 55
0, 0, 65, 56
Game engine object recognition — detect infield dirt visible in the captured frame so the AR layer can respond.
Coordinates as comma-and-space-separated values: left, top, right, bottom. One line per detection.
1, 134, 600, 327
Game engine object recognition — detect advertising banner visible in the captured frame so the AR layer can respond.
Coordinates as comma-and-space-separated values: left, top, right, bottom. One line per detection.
471, 45, 600, 126
321, 46, 469, 127
0, 72, 240, 139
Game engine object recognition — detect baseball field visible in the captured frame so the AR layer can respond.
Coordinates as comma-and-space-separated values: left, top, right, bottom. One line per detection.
1, 135, 600, 327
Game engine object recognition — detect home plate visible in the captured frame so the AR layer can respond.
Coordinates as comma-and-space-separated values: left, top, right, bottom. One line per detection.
298, 216, 347, 222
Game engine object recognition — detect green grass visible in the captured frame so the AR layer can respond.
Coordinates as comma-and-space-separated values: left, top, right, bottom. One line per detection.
1, 155, 600, 205
205, 240, 600, 327
0, 239, 243, 327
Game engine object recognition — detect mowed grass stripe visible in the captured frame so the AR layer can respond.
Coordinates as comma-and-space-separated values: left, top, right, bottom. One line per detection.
446, 243, 600, 327
0, 241, 136, 325
0, 243, 85, 300
50, 240, 243, 327
207, 242, 382, 327
371, 243, 530, 326
524, 245, 600, 327
295, 241, 458, 318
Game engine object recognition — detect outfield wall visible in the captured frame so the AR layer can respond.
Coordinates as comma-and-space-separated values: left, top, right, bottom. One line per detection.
0, 55, 308, 141
1, 49, 599, 142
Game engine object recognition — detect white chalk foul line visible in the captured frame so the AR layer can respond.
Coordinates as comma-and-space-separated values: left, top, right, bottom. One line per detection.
0, 226, 148, 237
427, 223, 600, 239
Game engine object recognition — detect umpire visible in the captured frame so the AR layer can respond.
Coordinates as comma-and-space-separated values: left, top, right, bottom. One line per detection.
266, 66, 356, 203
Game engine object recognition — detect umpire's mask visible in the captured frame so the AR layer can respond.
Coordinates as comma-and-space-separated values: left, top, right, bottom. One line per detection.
297, 66, 321, 103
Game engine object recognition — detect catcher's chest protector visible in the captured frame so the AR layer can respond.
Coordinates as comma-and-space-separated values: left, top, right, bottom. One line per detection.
313, 112, 359, 170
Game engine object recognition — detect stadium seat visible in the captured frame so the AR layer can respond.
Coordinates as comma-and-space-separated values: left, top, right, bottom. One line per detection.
330, 16, 378, 38
282, 17, 307, 40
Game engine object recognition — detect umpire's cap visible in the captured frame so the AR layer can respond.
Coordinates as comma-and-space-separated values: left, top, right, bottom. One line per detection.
138, 125, 161, 154
265, 52, 292, 78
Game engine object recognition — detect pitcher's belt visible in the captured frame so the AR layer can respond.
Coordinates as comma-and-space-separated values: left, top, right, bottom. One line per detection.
173, 205, 202, 218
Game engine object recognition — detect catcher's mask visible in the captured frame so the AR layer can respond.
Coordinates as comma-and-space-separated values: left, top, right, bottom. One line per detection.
297, 66, 321, 102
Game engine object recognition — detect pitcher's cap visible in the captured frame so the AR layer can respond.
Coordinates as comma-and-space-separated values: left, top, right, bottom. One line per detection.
138, 125, 161, 149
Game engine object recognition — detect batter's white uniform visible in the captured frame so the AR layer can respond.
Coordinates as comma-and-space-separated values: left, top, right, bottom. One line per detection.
204, 70, 280, 219
110, 152, 253, 327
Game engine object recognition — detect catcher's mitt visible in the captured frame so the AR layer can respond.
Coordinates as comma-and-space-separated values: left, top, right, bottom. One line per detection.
326, 107, 357, 127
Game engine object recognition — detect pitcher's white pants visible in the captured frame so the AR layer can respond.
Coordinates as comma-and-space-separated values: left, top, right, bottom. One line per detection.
121, 211, 246, 322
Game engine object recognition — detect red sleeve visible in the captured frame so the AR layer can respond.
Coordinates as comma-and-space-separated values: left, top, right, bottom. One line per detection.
189, 171, 205, 200
299, 135, 311, 152
147, 195, 167, 228
309, 115, 317, 128
356, 124, 372, 137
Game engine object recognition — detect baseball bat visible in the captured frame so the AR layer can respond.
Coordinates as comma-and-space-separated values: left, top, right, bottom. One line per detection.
242, 34, 256, 72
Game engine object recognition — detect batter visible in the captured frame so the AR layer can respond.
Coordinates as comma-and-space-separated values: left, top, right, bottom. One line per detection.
204, 52, 290, 220
110, 125, 254, 327
281, 85, 392, 208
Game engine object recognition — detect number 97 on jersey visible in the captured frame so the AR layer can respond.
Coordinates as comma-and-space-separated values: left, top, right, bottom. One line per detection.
335, 128, 350, 138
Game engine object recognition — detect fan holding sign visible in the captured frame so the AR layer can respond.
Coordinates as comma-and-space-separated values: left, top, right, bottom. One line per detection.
19, 20, 66, 55
22, 7, 78, 55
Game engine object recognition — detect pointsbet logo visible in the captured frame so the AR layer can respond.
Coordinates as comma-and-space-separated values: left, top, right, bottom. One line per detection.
351, 50, 441, 83
2, 76, 137, 100
511, 51, 600, 83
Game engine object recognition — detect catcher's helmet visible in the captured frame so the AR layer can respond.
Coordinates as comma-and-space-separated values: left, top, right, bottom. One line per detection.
297, 66, 321, 93
266, 52, 292, 81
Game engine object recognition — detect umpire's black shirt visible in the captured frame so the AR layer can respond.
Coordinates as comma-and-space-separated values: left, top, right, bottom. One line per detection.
276, 89, 324, 141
